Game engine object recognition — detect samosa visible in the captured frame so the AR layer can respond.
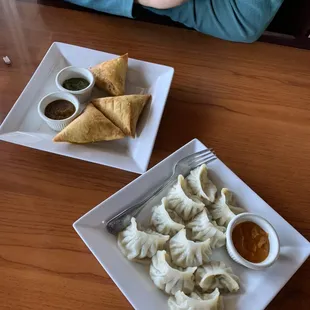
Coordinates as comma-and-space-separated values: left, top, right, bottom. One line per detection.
90, 54, 128, 96
53, 103, 125, 143
92, 94, 151, 137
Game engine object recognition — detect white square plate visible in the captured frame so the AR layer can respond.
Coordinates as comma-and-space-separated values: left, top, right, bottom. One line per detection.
73, 138, 310, 310
0, 42, 174, 174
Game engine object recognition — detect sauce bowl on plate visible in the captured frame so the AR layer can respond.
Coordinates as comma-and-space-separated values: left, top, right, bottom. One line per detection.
226, 213, 280, 270
56, 66, 95, 103
37, 91, 80, 132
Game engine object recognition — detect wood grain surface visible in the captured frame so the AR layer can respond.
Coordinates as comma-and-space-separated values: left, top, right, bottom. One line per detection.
0, 0, 309, 309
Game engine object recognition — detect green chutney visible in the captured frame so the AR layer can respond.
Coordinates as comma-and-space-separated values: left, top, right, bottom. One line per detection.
63, 78, 90, 91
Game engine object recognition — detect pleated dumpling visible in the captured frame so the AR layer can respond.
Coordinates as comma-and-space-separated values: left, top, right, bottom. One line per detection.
117, 218, 169, 261
168, 289, 223, 310
187, 164, 217, 205
195, 261, 240, 293
169, 229, 212, 268
150, 198, 185, 236
209, 188, 244, 226
167, 175, 205, 221
150, 250, 196, 295
187, 210, 226, 248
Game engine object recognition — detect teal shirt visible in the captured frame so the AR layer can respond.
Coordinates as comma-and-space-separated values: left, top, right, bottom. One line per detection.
66, 0, 283, 43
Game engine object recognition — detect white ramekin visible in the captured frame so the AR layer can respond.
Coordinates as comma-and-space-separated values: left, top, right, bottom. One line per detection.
55, 66, 95, 103
226, 213, 280, 270
37, 91, 80, 132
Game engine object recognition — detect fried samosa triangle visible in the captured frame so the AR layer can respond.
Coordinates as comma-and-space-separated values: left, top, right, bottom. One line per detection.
53, 103, 125, 143
90, 54, 128, 96
92, 94, 151, 137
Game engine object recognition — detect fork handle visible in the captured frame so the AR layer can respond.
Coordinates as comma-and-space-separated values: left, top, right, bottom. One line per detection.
106, 172, 177, 235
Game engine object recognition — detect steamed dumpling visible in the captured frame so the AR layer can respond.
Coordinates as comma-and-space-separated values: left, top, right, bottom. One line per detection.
168, 289, 223, 310
195, 261, 240, 293
209, 188, 244, 226
187, 210, 226, 248
187, 164, 217, 205
167, 175, 205, 221
150, 250, 196, 295
117, 218, 169, 261
150, 198, 185, 236
169, 229, 212, 268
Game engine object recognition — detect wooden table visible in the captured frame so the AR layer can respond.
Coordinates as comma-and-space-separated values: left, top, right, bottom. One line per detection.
0, 1, 309, 309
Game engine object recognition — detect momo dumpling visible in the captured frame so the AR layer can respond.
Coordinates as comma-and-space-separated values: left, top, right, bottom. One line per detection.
117, 218, 169, 261
195, 261, 240, 293
150, 198, 185, 236
167, 175, 205, 221
150, 250, 196, 295
168, 289, 223, 310
170, 229, 212, 268
168, 290, 223, 310
209, 188, 244, 226
187, 210, 226, 248
187, 164, 217, 205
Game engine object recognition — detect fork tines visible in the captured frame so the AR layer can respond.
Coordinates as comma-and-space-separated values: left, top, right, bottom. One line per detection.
188, 148, 217, 168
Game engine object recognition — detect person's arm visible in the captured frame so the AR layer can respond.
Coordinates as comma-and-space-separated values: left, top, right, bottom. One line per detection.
143, 0, 284, 43
65, 0, 135, 18
136, 0, 188, 9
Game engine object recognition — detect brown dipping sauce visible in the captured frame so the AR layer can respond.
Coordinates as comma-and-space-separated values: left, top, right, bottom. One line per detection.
232, 221, 270, 263
44, 100, 75, 120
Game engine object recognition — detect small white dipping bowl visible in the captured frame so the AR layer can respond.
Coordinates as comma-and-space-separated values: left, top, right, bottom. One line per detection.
226, 213, 280, 270
37, 91, 80, 132
56, 66, 95, 103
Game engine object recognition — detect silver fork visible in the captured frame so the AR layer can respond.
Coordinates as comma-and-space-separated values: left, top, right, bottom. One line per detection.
106, 148, 217, 235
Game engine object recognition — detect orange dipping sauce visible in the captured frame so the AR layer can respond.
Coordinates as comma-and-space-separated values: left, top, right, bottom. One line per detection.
232, 221, 270, 263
